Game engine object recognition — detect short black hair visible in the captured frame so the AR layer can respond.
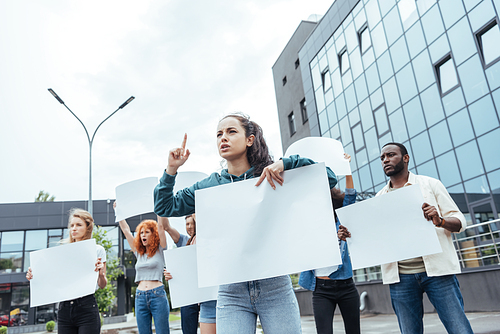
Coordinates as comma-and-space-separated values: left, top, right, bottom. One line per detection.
382, 142, 408, 156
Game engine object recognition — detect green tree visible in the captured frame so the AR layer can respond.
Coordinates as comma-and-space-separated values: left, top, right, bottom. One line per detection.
92, 225, 123, 314
35, 191, 55, 202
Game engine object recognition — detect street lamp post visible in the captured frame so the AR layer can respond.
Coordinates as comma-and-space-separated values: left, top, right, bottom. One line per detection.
48, 88, 135, 216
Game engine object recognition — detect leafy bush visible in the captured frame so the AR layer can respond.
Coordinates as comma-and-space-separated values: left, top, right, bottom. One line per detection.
46, 320, 56, 332
0, 325, 7, 334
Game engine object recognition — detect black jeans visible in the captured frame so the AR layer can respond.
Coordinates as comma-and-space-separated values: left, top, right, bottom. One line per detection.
58, 294, 100, 334
312, 278, 360, 334
180, 303, 199, 334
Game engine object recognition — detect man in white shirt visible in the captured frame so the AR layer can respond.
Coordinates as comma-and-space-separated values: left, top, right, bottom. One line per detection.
339, 142, 473, 334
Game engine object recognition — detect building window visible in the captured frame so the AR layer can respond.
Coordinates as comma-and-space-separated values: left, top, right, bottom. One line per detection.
338, 48, 350, 75
475, 19, 500, 67
295, 58, 300, 69
373, 104, 390, 138
300, 98, 308, 123
282, 76, 287, 86
434, 54, 459, 96
288, 112, 296, 136
321, 68, 332, 92
358, 24, 372, 54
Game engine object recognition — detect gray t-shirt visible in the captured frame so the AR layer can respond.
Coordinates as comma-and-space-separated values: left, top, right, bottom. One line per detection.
134, 246, 165, 283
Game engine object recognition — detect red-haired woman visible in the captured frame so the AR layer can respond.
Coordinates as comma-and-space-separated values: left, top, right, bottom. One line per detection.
116, 203, 171, 334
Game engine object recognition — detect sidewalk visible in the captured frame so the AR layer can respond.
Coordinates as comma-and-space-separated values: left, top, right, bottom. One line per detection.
21, 311, 500, 333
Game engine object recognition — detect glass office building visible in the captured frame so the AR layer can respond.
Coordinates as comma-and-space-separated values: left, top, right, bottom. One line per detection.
276, 0, 500, 280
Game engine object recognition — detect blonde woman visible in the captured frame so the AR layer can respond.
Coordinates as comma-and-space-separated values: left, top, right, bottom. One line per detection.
26, 208, 107, 334
115, 202, 170, 334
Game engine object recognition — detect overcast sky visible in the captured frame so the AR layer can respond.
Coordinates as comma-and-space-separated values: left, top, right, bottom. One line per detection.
0, 0, 333, 204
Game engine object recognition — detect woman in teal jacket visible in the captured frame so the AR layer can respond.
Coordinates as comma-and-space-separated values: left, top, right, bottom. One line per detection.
154, 113, 337, 334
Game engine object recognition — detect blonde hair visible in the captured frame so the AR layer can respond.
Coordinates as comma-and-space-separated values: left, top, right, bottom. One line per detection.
62, 208, 94, 243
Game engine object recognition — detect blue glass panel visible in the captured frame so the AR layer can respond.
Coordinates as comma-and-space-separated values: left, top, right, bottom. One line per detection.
349, 107, 361, 126
377, 50, 394, 84
481, 23, 500, 67
410, 131, 433, 165
457, 55, 489, 104
370, 88, 384, 109
464, 175, 490, 202
469, 95, 499, 136
405, 21, 426, 59
403, 97, 426, 137
447, 17, 477, 66
395, 63, 418, 104
436, 151, 462, 187
389, 108, 409, 142
487, 169, 500, 193
438, 0, 466, 29
485, 59, 500, 91
365, 127, 380, 161
428, 34, 451, 64
370, 159, 386, 185
362, 47, 376, 69
359, 99, 375, 130
477, 128, 500, 172
331, 123, 341, 140
447, 108, 474, 146
442, 87, 466, 116
326, 103, 338, 126
428, 120, 453, 156
379, 131, 394, 149
420, 84, 445, 127
354, 6, 367, 31
354, 74, 369, 103
463, 0, 482, 12
315, 88, 326, 113
336, 93, 347, 119
379, 0, 396, 17
325, 88, 334, 107
350, 47, 364, 79
493, 88, 500, 118
439, 57, 459, 95
1, 231, 24, 252
365, 63, 381, 94
345, 84, 358, 112
311, 63, 322, 90
416, 0, 437, 15
365, 0, 382, 29
371, 22, 389, 58
417, 160, 439, 179
342, 69, 354, 88
327, 45, 340, 72
468, 0, 496, 32
356, 148, 369, 167
420, 4, 445, 44
339, 116, 352, 144
345, 22, 358, 54
456, 140, 485, 180
358, 164, 374, 189
345, 142, 356, 169
25, 230, 48, 251
332, 69, 343, 98
319, 110, 329, 135
412, 51, 435, 92
352, 123, 365, 151
398, 0, 418, 31
390, 36, 410, 73
351, 170, 362, 191
374, 105, 389, 135
383, 6, 403, 46
382, 77, 401, 113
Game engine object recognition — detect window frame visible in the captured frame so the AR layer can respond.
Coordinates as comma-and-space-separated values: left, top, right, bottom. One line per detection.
433, 53, 461, 97
300, 98, 308, 124
474, 18, 500, 69
338, 47, 350, 75
358, 23, 372, 55
288, 111, 296, 136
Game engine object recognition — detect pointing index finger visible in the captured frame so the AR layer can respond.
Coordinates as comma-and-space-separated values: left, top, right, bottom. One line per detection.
181, 133, 187, 151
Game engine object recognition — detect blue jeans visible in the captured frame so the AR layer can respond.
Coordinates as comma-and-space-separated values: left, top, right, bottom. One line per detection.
180, 303, 199, 334
135, 285, 170, 334
58, 294, 100, 334
216, 275, 301, 334
200, 300, 217, 324
390, 273, 473, 334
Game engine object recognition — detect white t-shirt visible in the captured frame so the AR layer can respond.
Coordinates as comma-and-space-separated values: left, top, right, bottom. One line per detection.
96, 244, 107, 290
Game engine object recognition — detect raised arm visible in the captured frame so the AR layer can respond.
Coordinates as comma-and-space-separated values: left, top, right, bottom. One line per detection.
158, 216, 180, 244
114, 202, 136, 252
166, 133, 190, 176
344, 153, 353, 189
157, 216, 167, 249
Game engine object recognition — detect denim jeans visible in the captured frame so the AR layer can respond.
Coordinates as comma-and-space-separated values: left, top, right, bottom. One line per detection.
58, 294, 100, 334
390, 273, 473, 334
180, 303, 199, 334
135, 285, 170, 334
216, 275, 301, 334
312, 278, 360, 334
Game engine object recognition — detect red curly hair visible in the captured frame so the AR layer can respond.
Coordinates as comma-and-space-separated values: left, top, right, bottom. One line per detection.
134, 220, 161, 258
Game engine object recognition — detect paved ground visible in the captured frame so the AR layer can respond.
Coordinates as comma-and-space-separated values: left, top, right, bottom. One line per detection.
25, 311, 500, 333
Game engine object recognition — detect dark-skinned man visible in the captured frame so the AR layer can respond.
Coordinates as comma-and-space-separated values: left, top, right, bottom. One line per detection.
339, 142, 473, 334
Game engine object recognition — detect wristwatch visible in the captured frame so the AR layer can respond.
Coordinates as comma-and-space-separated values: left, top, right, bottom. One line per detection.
437, 216, 445, 228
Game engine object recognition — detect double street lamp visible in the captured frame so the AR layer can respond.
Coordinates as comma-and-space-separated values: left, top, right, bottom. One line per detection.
48, 88, 135, 216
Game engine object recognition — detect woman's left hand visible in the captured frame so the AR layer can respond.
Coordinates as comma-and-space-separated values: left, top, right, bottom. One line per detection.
164, 269, 172, 281
95, 257, 104, 275
255, 160, 284, 190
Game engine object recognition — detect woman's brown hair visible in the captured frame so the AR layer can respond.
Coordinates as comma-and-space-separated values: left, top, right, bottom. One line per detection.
134, 220, 161, 258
